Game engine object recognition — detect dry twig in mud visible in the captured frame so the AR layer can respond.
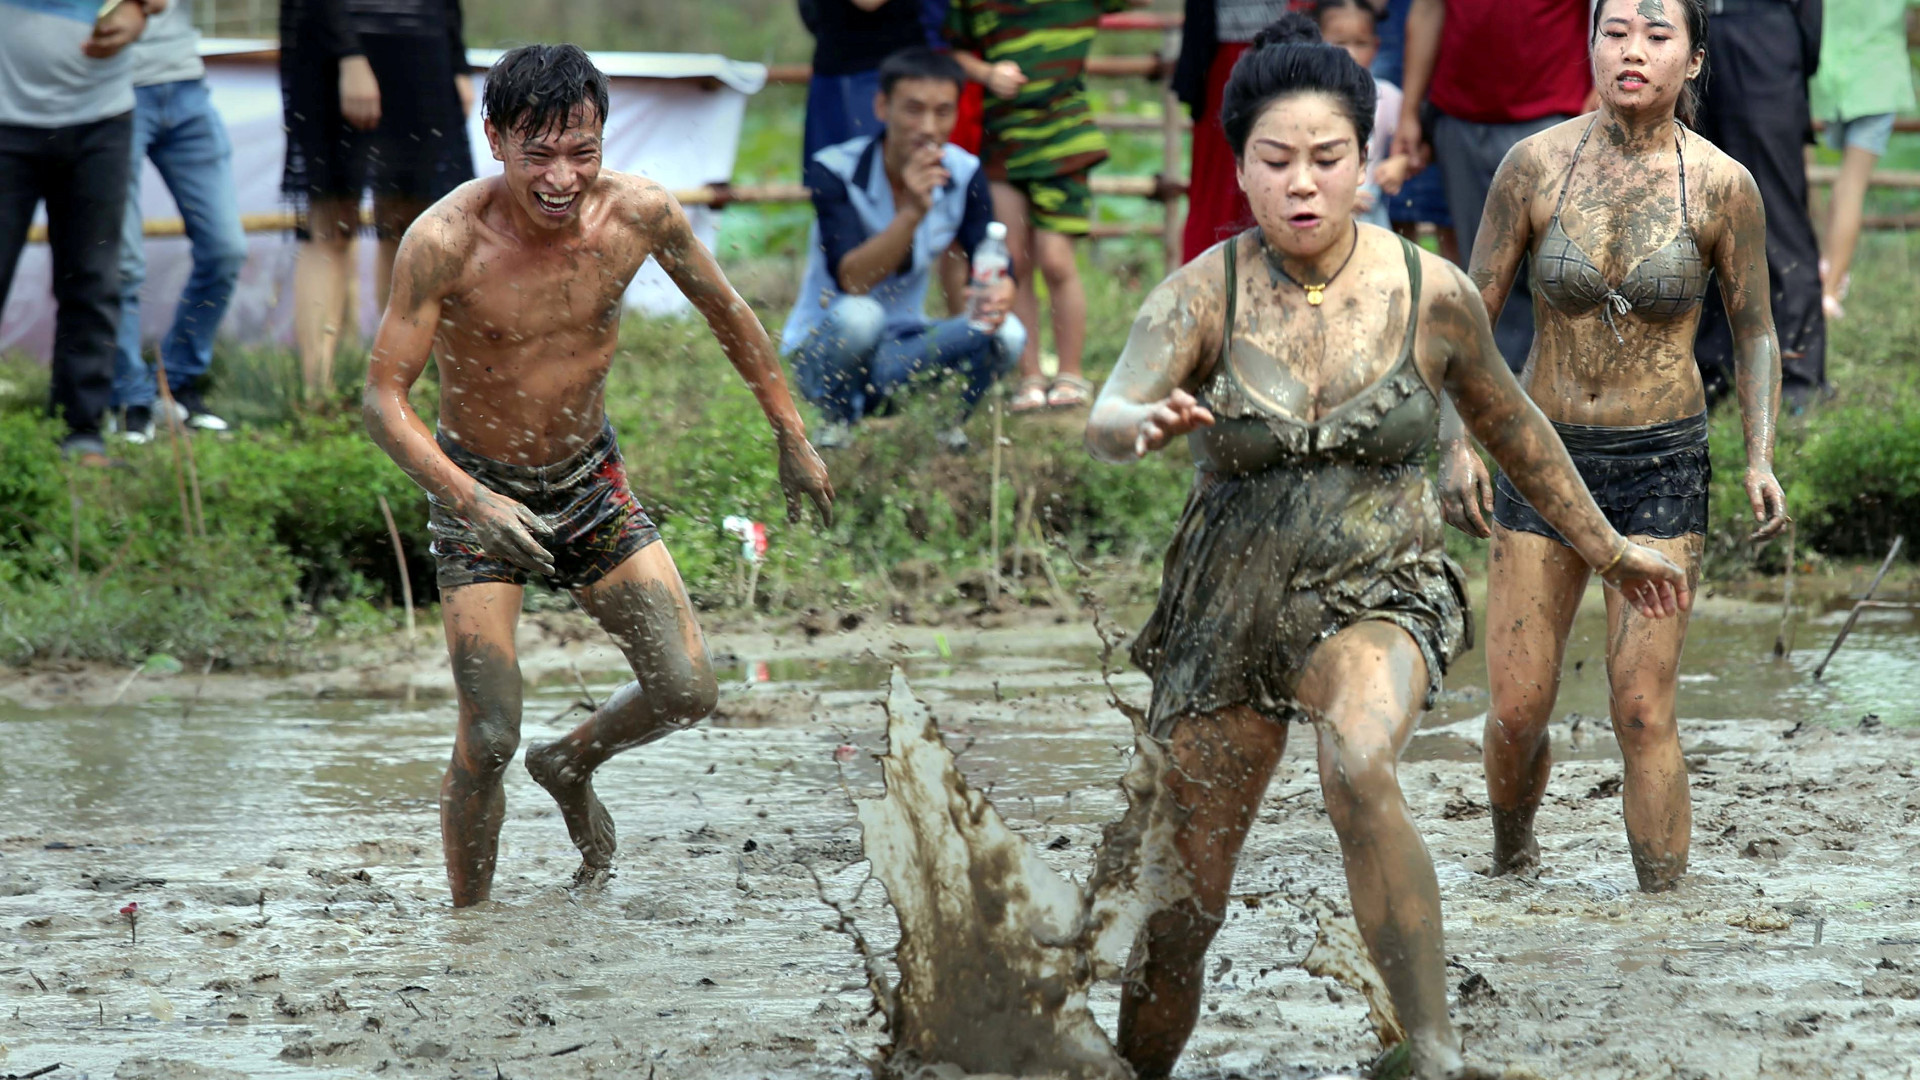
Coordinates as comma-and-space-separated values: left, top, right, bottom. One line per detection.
570, 662, 600, 712
988, 399, 1003, 605
94, 665, 142, 720
154, 354, 207, 539
1773, 520, 1798, 658
377, 494, 416, 648
1813, 535, 1906, 679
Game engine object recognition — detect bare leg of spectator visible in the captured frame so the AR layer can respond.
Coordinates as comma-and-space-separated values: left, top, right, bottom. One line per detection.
1821, 143, 1877, 321
992, 180, 1047, 411
295, 195, 356, 401
375, 195, 430, 313
1032, 229, 1086, 387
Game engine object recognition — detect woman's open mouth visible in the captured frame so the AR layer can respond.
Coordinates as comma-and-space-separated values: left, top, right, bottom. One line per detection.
1618, 70, 1649, 91
1288, 212, 1322, 229
534, 191, 578, 215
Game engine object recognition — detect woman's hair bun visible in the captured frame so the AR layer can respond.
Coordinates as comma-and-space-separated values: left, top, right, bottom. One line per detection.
1251, 12, 1323, 49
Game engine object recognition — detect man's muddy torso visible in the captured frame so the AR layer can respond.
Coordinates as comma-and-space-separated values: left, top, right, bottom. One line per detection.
425, 173, 661, 465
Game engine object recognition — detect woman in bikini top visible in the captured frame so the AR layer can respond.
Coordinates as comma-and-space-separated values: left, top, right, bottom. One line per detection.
1434, 0, 1790, 895
1083, 14, 1689, 1080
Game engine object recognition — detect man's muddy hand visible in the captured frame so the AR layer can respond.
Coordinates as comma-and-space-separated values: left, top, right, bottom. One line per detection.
1600, 543, 1691, 620
1437, 439, 1493, 538
1746, 467, 1788, 542
778, 436, 835, 528
465, 486, 556, 576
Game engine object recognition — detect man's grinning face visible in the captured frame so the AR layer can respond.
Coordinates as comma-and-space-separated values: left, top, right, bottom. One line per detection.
488, 104, 606, 230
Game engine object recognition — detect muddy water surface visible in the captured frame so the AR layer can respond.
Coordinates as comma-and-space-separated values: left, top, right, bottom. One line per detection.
2, 587, 1916, 1079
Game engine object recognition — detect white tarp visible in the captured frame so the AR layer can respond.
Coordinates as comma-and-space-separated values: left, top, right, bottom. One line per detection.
0, 46, 764, 361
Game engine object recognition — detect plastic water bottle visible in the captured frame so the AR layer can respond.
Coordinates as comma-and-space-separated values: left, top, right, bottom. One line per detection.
966, 222, 1011, 332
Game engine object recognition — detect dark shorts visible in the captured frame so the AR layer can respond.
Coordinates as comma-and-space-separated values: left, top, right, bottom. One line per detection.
1494, 412, 1710, 544
428, 422, 660, 592
1010, 170, 1091, 235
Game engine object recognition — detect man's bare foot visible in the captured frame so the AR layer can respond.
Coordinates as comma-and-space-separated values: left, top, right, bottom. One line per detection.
525, 739, 617, 869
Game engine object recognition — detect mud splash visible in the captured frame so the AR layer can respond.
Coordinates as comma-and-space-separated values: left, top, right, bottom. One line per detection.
850, 670, 1188, 1079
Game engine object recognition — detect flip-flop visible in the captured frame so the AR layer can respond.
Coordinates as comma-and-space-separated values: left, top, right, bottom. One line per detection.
1008, 376, 1050, 414
1045, 373, 1095, 410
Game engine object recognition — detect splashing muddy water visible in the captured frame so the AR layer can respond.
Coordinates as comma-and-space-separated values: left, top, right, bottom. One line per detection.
1, 586, 1916, 1078
848, 669, 1185, 1079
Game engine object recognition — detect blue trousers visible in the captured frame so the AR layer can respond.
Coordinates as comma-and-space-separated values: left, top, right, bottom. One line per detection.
789, 296, 1026, 425
803, 70, 884, 170
115, 79, 247, 408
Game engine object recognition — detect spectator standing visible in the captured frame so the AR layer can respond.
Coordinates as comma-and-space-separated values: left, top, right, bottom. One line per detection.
113, 0, 246, 442
279, 0, 475, 402
1368, 0, 1457, 261
0, 0, 162, 462
1811, 0, 1911, 321
800, 0, 929, 168
1394, 0, 1594, 371
1691, 0, 1826, 408
780, 49, 1024, 452
947, 0, 1128, 413
1315, 0, 1411, 229
1175, 0, 1295, 262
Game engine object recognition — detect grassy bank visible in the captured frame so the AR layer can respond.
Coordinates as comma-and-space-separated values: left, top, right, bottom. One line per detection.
4, 233, 1917, 669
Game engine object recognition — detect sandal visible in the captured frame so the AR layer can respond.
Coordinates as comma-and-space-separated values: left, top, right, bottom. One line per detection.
1045, 373, 1095, 410
1008, 376, 1050, 414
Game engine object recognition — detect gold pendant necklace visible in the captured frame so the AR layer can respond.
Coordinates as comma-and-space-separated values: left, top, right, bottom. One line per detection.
1262, 223, 1358, 306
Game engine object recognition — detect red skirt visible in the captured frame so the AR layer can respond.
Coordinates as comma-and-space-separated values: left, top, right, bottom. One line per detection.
1181, 42, 1254, 266
953, 80, 986, 155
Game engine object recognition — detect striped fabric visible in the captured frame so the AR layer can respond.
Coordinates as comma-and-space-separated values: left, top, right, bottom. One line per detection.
945, 0, 1128, 180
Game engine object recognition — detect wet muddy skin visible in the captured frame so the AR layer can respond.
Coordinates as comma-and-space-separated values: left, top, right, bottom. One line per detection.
2, 590, 1916, 1078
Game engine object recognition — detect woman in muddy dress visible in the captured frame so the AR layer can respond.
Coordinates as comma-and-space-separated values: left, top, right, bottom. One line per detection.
1083, 16, 1691, 1080
1435, 0, 1788, 893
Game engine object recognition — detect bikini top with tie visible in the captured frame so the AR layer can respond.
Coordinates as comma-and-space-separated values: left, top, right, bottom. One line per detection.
1191, 232, 1438, 476
1531, 117, 1711, 342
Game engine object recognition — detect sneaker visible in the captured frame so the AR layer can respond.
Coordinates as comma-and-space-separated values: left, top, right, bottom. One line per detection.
813, 421, 855, 451
59, 433, 110, 465
168, 387, 229, 431
122, 405, 155, 445
936, 426, 972, 454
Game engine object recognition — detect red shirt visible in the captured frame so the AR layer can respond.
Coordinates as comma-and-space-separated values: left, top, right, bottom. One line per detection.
1429, 0, 1592, 124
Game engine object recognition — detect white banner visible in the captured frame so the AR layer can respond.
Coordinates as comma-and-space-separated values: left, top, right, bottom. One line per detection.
0, 47, 764, 361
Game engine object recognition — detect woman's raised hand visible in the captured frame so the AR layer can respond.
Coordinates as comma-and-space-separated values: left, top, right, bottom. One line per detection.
1134, 389, 1214, 459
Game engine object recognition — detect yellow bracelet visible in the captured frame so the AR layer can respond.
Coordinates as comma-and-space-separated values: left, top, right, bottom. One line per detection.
1595, 539, 1629, 577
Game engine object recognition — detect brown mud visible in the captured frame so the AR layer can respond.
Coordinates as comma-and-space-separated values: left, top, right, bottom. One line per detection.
1, 580, 1916, 1079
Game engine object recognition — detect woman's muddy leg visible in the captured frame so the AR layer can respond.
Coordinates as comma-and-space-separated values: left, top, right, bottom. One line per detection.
1604, 533, 1700, 892
1118, 706, 1287, 1079
525, 543, 718, 868
1298, 621, 1461, 1078
1483, 526, 1589, 874
440, 582, 526, 907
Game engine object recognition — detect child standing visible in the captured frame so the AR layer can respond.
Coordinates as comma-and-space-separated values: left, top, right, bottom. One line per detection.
1315, 0, 1411, 229
947, 0, 1129, 413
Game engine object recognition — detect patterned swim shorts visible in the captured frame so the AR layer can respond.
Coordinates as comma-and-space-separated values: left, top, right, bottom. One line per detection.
428, 421, 660, 592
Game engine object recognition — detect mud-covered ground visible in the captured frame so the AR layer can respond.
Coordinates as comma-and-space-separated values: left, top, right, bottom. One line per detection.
2, 581, 1917, 1080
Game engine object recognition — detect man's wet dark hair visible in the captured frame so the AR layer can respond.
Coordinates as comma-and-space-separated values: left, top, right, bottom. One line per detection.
1221, 13, 1378, 159
484, 44, 611, 140
877, 47, 967, 96
1590, 0, 1708, 125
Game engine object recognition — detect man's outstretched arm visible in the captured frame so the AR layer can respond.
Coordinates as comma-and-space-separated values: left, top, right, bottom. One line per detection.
645, 187, 836, 525
363, 218, 555, 573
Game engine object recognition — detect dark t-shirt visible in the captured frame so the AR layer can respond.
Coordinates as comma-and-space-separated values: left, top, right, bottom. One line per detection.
808, 0, 928, 77
1429, 0, 1591, 125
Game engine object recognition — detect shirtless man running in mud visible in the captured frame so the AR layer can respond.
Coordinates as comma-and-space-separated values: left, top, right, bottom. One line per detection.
364, 44, 834, 907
